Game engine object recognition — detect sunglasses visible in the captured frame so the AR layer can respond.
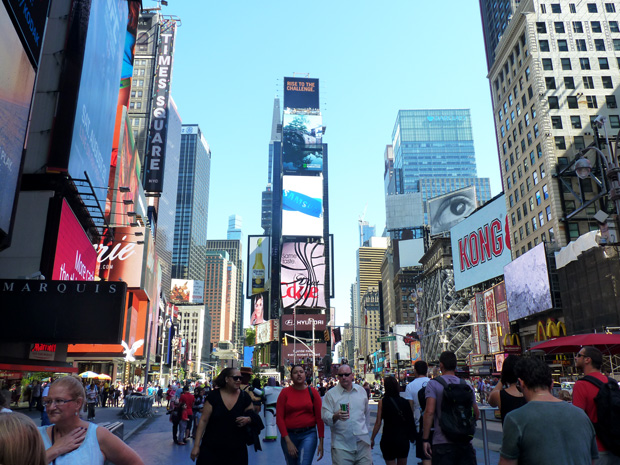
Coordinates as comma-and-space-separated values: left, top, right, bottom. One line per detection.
230, 376, 243, 381
337, 373, 352, 377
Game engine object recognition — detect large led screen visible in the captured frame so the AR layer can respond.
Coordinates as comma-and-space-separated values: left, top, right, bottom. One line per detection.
451, 194, 512, 291
283, 77, 319, 111
281, 242, 326, 309
52, 199, 97, 281
250, 291, 269, 325
505, 243, 553, 321
428, 185, 477, 236
68, 0, 127, 203
247, 236, 270, 297
5, 0, 51, 67
484, 289, 500, 353
282, 176, 323, 237
282, 114, 323, 174
0, 3, 36, 241
170, 279, 204, 304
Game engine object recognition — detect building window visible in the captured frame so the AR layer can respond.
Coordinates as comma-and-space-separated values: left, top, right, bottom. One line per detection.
610, 21, 620, 32
555, 21, 566, 33
530, 151, 536, 165
558, 39, 569, 51
545, 77, 556, 89
571, 115, 582, 128
599, 57, 610, 69
525, 112, 531, 126
536, 190, 542, 205
533, 124, 539, 138
580, 58, 591, 70
614, 39, 620, 51
586, 96, 598, 108
587, 3, 598, 12
537, 143, 543, 158
542, 58, 553, 70
551, 116, 563, 129
533, 171, 540, 185
528, 132, 533, 145
564, 76, 575, 89
537, 21, 547, 33
526, 222, 531, 235
512, 212, 517, 225
602, 76, 613, 89
606, 3, 617, 12
594, 39, 606, 51
546, 206, 553, 221
543, 184, 549, 199
539, 212, 545, 227
551, 3, 562, 13
548, 96, 559, 108
555, 136, 566, 150
576, 39, 587, 51
583, 76, 595, 89
573, 21, 584, 33
540, 40, 551, 52
570, 3, 577, 12
574, 136, 586, 150
567, 96, 578, 108
610, 115, 620, 128
527, 177, 533, 191
509, 195, 514, 207
591, 21, 602, 33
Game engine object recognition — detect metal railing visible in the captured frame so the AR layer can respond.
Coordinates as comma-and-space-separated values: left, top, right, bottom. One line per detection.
121, 394, 154, 419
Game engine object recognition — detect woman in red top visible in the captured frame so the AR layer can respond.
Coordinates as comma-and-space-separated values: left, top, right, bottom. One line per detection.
276, 365, 324, 465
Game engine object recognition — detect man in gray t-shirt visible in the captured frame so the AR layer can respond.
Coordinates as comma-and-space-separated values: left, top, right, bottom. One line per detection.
422, 351, 479, 465
499, 357, 598, 465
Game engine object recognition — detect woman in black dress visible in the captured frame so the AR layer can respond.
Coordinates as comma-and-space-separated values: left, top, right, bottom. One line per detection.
190, 368, 253, 464
488, 355, 526, 423
370, 376, 415, 465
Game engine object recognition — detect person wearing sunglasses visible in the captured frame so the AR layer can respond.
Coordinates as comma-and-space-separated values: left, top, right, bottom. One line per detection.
276, 364, 324, 465
321, 364, 372, 465
190, 367, 255, 464
37, 376, 144, 465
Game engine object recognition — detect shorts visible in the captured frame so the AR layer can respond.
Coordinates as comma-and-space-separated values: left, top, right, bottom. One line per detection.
380, 437, 410, 461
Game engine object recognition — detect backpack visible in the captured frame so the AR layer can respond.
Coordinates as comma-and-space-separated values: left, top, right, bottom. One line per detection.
434, 377, 477, 443
582, 375, 620, 456
417, 381, 429, 414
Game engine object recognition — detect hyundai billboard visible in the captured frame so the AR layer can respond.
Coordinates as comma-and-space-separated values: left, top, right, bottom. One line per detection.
505, 243, 553, 321
281, 242, 326, 309
282, 176, 323, 237
428, 185, 477, 236
451, 194, 512, 291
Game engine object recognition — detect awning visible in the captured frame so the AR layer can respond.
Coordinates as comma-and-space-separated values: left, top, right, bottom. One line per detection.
528, 333, 620, 355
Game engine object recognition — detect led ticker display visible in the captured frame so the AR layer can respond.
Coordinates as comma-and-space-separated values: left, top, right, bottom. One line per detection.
282, 176, 323, 237
282, 114, 323, 175
281, 242, 326, 309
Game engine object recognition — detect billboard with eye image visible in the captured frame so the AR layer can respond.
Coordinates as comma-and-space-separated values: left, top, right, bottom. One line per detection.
428, 185, 477, 236
282, 114, 323, 175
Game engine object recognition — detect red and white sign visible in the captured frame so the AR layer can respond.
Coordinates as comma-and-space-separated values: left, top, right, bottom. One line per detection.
451, 194, 512, 291
29, 343, 57, 361
52, 200, 97, 281
280, 313, 327, 332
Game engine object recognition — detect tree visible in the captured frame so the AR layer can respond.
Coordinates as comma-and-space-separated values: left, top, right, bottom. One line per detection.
245, 327, 256, 346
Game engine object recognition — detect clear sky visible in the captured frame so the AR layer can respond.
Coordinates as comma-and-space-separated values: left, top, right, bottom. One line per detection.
145, 0, 503, 328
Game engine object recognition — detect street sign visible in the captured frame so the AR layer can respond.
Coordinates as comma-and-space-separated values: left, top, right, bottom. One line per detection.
377, 336, 396, 342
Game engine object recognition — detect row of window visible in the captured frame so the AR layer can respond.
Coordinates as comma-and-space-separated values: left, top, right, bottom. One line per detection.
537, 20, 620, 34
514, 228, 555, 259
540, 3, 616, 14
510, 184, 550, 220
550, 114, 620, 129
540, 38, 620, 52
542, 56, 619, 71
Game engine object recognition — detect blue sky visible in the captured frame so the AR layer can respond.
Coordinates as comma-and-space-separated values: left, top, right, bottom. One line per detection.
146, 0, 503, 327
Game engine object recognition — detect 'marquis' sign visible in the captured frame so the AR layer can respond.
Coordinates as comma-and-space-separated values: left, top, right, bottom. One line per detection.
450, 195, 512, 291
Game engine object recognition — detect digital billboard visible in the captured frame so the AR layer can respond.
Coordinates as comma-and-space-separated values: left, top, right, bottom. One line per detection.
250, 291, 269, 325
280, 312, 327, 331
451, 194, 512, 291
0, 3, 36, 245
282, 176, 323, 237
255, 319, 278, 344
170, 279, 204, 304
247, 236, 270, 297
283, 77, 319, 111
281, 242, 326, 309
505, 243, 553, 321
484, 289, 500, 353
494, 282, 509, 349
428, 185, 477, 236
4, 0, 51, 67
52, 200, 97, 281
143, 20, 176, 192
281, 342, 327, 366
67, 0, 127, 202
282, 114, 323, 174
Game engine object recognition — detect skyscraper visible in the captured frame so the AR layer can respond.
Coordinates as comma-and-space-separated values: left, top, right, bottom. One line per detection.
204, 251, 236, 348
262, 98, 281, 235
227, 214, 242, 240
172, 124, 211, 280
483, 0, 620, 255
479, 0, 521, 71
205, 239, 244, 355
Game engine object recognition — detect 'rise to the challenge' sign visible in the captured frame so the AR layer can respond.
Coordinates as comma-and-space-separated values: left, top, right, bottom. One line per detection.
143, 22, 176, 193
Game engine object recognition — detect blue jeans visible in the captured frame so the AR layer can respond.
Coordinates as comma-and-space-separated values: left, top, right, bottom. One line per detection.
281, 428, 318, 465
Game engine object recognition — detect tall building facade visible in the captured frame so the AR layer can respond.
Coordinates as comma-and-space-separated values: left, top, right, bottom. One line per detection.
205, 239, 244, 354
172, 124, 211, 280
262, 98, 281, 235
479, 0, 521, 70
204, 251, 236, 347
391, 109, 491, 210
485, 0, 620, 256
227, 214, 242, 240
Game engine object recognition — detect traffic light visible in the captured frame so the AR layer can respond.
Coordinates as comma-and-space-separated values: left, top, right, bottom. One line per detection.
324, 327, 330, 342
282, 335, 288, 346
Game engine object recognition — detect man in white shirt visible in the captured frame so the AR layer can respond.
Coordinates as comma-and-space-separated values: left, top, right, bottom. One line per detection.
404, 360, 431, 464
321, 364, 372, 465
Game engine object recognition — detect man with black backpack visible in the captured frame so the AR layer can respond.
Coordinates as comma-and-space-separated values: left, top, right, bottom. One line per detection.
574, 346, 620, 464
422, 351, 479, 465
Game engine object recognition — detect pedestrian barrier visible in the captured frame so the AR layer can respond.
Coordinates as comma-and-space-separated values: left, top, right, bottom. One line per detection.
121, 394, 154, 419
100, 421, 124, 440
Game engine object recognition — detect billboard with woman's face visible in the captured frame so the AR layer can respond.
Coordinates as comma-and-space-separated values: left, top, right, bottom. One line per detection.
250, 291, 269, 325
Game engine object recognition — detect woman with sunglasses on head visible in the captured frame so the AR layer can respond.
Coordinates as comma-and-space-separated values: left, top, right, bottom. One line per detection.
37, 376, 143, 464
276, 364, 324, 465
190, 367, 254, 464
